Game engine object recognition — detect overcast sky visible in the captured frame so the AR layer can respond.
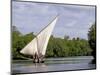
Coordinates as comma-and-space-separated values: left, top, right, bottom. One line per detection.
12, 1, 95, 39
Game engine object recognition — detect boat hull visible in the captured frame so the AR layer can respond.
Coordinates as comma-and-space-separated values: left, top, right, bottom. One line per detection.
33, 53, 45, 63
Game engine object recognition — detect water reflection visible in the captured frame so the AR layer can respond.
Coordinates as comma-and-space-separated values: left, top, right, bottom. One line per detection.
12, 56, 96, 74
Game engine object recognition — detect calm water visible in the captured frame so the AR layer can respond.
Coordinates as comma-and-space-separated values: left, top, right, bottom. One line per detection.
12, 56, 96, 74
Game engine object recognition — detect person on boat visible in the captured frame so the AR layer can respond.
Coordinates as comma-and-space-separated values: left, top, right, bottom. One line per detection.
38, 53, 44, 63
33, 53, 39, 63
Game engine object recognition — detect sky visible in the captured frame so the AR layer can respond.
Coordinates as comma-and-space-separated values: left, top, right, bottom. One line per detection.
12, 1, 95, 39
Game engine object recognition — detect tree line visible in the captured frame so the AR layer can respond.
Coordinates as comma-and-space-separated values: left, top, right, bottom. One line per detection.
12, 24, 95, 60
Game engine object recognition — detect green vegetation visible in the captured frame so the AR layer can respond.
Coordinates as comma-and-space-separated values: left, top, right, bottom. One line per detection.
12, 26, 93, 60
88, 23, 96, 63
46, 36, 92, 57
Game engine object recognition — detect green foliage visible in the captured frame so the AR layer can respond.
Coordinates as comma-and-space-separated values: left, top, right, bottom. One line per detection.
46, 36, 92, 58
88, 24, 96, 50
12, 26, 35, 59
12, 26, 92, 59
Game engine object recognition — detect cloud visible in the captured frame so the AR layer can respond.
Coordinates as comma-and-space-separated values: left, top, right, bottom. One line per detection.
12, 1, 95, 39
65, 20, 77, 27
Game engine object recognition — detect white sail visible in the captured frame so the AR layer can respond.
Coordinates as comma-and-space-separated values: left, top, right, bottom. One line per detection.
36, 16, 58, 55
20, 16, 58, 56
20, 38, 38, 56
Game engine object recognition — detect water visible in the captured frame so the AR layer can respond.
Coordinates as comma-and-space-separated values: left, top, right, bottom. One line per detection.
12, 56, 96, 74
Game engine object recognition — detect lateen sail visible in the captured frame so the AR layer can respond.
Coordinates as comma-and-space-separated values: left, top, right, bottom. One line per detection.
20, 38, 38, 56
20, 15, 58, 56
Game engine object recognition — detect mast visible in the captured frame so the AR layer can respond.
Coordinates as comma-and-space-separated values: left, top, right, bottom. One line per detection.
20, 15, 58, 56
36, 15, 59, 37
36, 15, 58, 56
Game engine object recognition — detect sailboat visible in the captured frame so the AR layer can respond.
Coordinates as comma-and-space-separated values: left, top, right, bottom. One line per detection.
20, 15, 58, 63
